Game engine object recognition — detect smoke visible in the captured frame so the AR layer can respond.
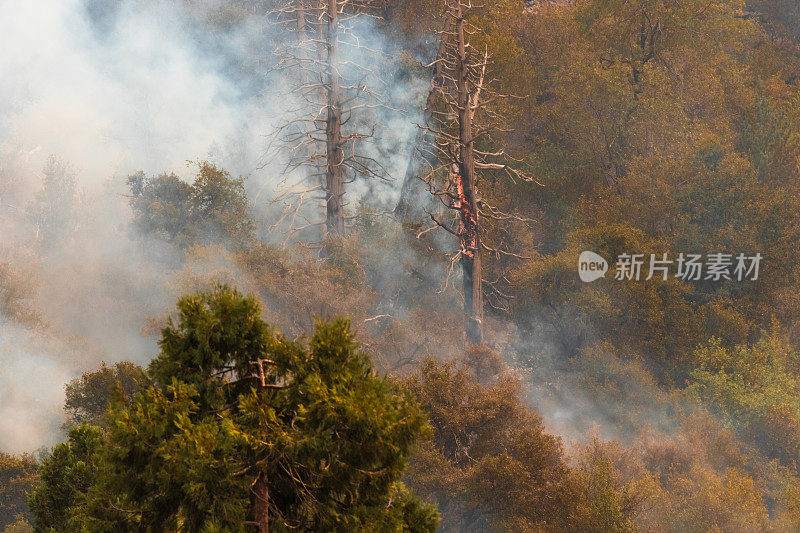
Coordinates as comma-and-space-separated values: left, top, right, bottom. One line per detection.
0, 3, 711, 492
2, 1, 280, 181
0, 321, 74, 454
0, 0, 285, 453
0, 0, 642, 458
0, 0, 432, 453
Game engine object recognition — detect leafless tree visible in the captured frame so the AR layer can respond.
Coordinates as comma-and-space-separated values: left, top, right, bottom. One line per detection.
413, 0, 536, 343
267, 0, 390, 243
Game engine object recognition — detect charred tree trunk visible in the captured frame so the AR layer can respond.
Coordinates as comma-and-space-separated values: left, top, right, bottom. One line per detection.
325, 0, 345, 236
395, 21, 451, 220
414, 1, 531, 343
455, 4, 482, 344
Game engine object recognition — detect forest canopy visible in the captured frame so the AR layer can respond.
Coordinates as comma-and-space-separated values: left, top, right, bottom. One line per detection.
3, 0, 800, 531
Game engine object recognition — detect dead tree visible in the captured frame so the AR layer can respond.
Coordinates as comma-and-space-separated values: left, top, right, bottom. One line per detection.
416, 0, 535, 344
324, 0, 345, 235
268, 0, 390, 243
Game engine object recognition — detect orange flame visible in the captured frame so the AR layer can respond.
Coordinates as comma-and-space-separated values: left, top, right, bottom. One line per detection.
454, 164, 477, 259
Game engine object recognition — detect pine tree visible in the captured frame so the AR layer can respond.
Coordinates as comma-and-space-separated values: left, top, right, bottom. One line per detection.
29, 286, 438, 531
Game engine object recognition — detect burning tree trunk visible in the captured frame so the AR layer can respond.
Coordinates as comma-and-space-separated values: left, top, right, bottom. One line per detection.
415, 0, 535, 344
454, 3, 482, 343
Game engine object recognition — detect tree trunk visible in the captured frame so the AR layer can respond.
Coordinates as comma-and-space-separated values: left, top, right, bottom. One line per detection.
325, 0, 345, 236
252, 359, 269, 531
395, 19, 452, 220
253, 472, 269, 532
455, 2, 482, 344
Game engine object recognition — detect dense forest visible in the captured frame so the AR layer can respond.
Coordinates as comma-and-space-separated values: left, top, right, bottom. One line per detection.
3, 0, 800, 530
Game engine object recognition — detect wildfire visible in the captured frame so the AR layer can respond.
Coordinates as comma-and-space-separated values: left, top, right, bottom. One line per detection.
453, 163, 478, 259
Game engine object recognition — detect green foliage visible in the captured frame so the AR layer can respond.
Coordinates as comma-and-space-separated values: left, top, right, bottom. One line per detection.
127, 162, 254, 250
83, 379, 253, 530
740, 96, 800, 184
148, 286, 280, 411
578, 429, 775, 532
63, 361, 147, 429
27, 424, 103, 532
513, 224, 698, 373
126, 170, 194, 246
30, 286, 436, 532
250, 318, 435, 531
569, 443, 641, 533
688, 328, 800, 469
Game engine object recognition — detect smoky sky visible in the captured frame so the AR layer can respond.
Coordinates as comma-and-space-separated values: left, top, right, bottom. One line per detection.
0, 0, 280, 453
0, 0, 428, 453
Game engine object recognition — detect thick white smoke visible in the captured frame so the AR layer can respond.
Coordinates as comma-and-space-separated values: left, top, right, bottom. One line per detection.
0, 0, 281, 453
0, 0, 281, 183
0, 0, 427, 453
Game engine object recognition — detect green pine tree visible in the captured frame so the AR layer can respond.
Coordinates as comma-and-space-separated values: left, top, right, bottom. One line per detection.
29, 286, 438, 532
